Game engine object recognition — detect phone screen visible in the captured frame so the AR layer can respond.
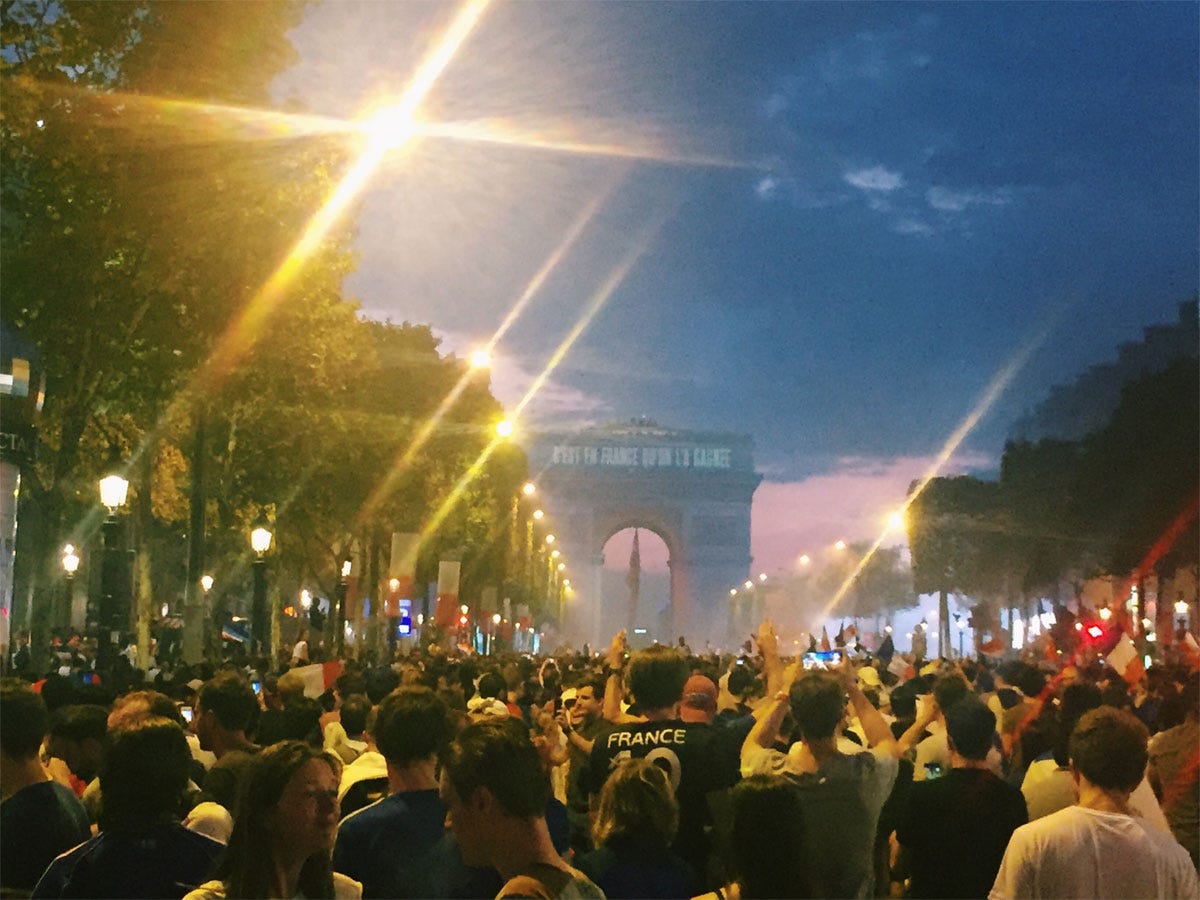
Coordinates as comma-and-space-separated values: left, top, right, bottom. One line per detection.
802, 650, 844, 670
179, 706, 193, 724
251, 681, 262, 696
924, 762, 944, 779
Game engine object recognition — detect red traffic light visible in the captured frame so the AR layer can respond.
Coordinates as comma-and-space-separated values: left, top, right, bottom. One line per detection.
1086, 624, 1104, 640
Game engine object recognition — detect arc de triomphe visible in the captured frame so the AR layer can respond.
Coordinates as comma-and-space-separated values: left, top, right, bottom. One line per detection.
526, 421, 761, 650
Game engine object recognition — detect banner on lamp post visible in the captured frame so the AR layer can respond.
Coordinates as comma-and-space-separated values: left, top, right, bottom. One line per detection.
435, 560, 461, 629
386, 533, 419, 618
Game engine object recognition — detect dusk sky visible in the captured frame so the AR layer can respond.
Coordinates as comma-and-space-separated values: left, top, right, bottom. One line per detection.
274, 2, 1198, 575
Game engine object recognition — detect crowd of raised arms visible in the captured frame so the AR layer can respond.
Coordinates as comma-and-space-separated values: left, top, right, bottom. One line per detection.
1, 622, 1197, 900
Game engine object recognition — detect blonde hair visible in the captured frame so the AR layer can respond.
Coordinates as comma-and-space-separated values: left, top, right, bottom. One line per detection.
592, 757, 679, 848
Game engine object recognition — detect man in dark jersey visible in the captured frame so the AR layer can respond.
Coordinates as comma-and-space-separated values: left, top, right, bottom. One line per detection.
583, 642, 740, 883
0, 679, 91, 895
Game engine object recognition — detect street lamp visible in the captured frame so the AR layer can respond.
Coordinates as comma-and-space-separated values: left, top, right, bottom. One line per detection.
200, 574, 214, 594
834, 540, 847, 551
955, 614, 966, 658
522, 481, 536, 496
250, 524, 272, 657
61, 544, 79, 628
96, 469, 129, 673
335, 557, 352, 655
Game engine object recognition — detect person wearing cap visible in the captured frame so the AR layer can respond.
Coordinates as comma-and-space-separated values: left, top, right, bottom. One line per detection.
583, 639, 740, 889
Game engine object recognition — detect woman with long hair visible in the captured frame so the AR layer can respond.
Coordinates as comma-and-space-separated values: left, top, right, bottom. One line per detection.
576, 757, 699, 898
184, 741, 360, 899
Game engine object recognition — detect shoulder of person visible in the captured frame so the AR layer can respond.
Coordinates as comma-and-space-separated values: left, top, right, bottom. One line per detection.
181, 880, 227, 900
332, 871, 363, 899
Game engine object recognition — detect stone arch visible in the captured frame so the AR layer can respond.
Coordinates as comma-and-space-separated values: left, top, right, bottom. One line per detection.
527, 422, 761, 650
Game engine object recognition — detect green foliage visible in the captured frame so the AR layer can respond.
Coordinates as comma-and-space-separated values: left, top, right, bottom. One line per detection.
2, 2, 526, 646
906, 356, 1199, 615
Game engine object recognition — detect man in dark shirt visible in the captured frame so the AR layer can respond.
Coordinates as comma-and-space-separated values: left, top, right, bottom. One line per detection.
895, 696, 1028, 898
0, 679, 91, 894
583, 644, 740, 882
33, 717, 222, 899
334, 686, 481, 898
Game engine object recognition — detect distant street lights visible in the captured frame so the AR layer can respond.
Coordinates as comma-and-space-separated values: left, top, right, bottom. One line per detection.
96, 470, 130, 673
250, 524, 273, 657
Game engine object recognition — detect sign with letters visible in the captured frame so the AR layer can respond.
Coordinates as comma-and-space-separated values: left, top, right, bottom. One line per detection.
550, 444, 732, 470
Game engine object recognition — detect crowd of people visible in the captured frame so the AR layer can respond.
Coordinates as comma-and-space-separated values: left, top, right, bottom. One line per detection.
1, 621, 1197, 899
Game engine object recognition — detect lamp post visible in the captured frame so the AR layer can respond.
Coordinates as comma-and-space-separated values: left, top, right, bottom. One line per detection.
61, 544, 79, 629
335, 557, 351, 655
97, 471, 130, 674
955, 614, 966, 659
250, 525, 272, 658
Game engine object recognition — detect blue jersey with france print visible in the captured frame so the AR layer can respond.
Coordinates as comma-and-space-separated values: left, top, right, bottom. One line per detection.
582, 719, 739, 879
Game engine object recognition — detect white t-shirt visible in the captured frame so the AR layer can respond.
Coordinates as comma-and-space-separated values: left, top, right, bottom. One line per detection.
1020, 759, 1171, 833
990, 805, 1198, 899
291, 639, 309, 664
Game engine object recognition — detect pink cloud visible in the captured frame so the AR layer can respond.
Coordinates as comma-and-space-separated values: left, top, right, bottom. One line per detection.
751, 453, 992, 574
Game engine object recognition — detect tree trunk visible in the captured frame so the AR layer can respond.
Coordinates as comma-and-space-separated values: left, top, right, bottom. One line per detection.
182, 412, 207, 663
133, 447, 154, 669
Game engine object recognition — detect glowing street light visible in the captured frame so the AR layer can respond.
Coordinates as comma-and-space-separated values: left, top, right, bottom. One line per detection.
469, 349, 492, 369
798, 554, 811, 567
532, 509, 545, 521
545, 534, 556, 545
834, 540, 847, 551
200, 574, 214, 594
249, 523, 273, 654
744, 580, 754, 590
522, 481, 536, 496
495, 419, 514, 439
1098, 607, 1112, 621
758, 573, 767, 582
1175, 600, 1190, 616
95, 465, 131, 671
61, 544, 80, 629
61, 544, 80, 576
99, 473, 130, 514
729, 588, 738, 597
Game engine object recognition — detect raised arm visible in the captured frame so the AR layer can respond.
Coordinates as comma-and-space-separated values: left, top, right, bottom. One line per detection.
838, 661, 899, 757
601, 629, 640, 723
757, 620, 785, 698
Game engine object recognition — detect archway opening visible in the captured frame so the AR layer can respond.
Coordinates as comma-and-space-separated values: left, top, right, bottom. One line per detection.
601, 527, 671, 647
